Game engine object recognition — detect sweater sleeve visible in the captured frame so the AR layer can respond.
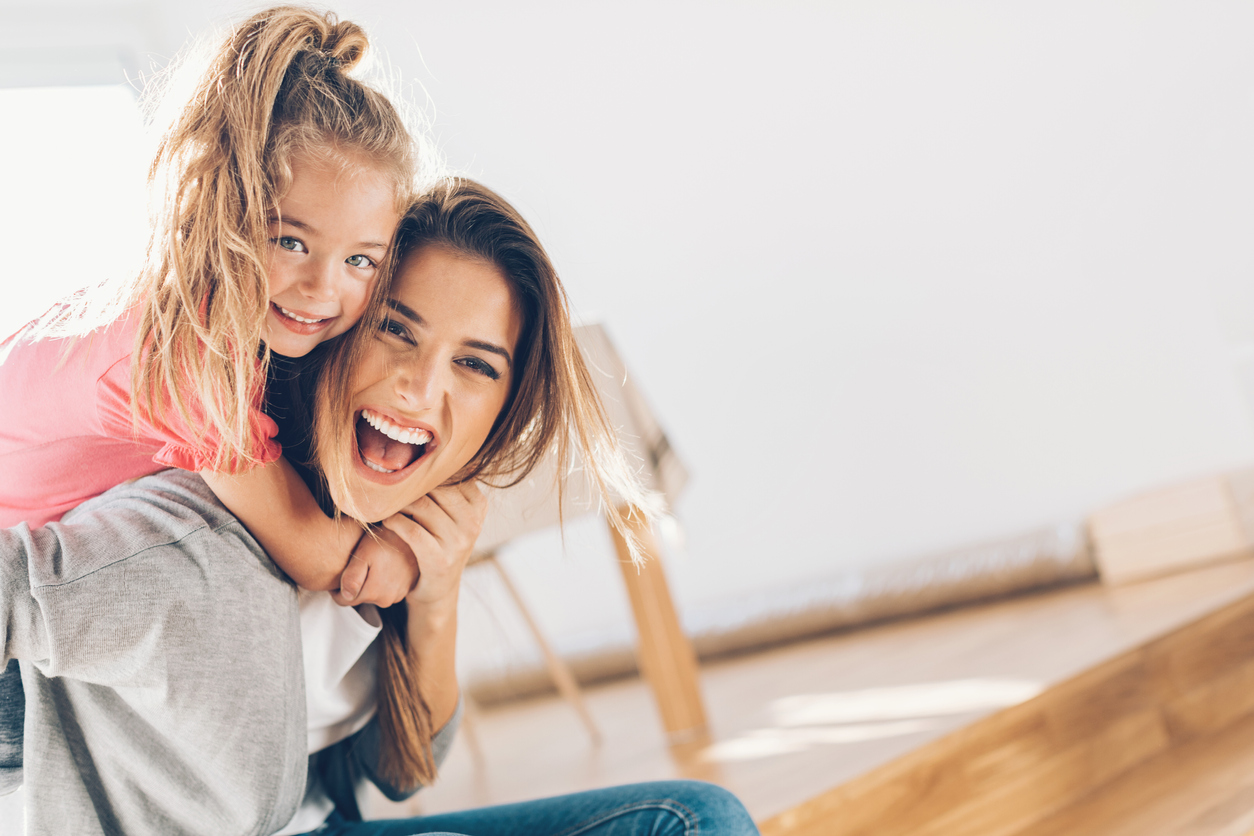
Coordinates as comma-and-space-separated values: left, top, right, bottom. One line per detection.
0, 475, 281, 682
314, 698, 463, 820
0, 531, 35, 799
0, 659, 19, 797
0, 513, 219, 681
0, 524, 48, 669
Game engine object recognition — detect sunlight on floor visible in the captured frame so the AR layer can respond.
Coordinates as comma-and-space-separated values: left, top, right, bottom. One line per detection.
701, 677, 1042, 764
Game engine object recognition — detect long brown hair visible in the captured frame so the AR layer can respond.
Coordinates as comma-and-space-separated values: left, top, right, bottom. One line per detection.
313, 179, 657, 790
46, 6, 418, 472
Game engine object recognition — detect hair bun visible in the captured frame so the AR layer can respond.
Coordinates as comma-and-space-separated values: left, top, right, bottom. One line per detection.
320, 20, 367, 72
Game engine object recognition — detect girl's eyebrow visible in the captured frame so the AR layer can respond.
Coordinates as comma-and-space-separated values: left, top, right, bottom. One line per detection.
267, 215, 389, 251
386, 298, 513, 369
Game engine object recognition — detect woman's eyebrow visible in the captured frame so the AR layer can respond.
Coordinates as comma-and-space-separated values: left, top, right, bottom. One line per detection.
386, 298, 422, 323
385, 299, 513, 368
465, 339, 513, 369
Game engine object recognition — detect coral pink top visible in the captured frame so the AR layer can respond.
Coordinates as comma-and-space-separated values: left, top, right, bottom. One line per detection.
0, 308, 281, 528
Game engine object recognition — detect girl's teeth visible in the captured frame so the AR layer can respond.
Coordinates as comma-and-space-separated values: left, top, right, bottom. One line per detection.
361, 409, 433, 446
278, 306, 327, 324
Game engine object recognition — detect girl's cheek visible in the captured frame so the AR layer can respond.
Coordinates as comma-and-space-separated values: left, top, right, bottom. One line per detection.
330, 287, 372, 334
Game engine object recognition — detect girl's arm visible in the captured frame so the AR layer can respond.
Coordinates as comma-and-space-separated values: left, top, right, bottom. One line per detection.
202, 457, 416, 602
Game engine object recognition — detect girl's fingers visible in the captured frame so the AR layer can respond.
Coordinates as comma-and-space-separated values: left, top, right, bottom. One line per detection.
338, 553, 368, 602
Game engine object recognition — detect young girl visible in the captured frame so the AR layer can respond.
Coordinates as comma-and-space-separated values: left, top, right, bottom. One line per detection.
0, 4, 434, 792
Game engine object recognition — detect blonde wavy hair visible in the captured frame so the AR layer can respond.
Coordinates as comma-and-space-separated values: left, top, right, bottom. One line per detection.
48, 5, 418, 472
312, 179, 658, 791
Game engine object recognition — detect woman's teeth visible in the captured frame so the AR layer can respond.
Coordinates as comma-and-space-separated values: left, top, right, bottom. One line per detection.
278, 306, 327, 324
364, 459, 394, 474
362, 409, 433, 446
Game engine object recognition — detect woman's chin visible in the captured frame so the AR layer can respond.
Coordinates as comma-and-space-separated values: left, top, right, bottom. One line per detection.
343, 444, 439, 521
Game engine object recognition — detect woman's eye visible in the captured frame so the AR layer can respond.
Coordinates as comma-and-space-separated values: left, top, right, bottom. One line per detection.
380, 318, 410, 341
274, 236, 306, 253
346, 254, 375, 269
460, 357, 501, 381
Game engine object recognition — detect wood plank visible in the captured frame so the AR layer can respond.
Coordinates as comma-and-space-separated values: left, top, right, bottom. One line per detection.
1015, 709, 1254, 835
762, 591, 1254, 836
1090, 475, 1251, 585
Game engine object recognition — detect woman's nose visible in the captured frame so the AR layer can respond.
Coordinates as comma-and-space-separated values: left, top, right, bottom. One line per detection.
395, 352, 451, 409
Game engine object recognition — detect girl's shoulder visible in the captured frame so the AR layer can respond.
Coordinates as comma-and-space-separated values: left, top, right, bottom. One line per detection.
0, 303, 140, 381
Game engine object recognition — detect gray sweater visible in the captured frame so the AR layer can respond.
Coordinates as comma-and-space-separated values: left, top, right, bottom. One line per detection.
0, 469, 457, 836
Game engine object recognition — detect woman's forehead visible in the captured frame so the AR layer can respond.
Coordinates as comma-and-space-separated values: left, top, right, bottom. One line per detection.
390, 246, 519, 339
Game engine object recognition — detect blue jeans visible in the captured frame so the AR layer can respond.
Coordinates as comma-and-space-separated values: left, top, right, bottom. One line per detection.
308, 780, 760, 836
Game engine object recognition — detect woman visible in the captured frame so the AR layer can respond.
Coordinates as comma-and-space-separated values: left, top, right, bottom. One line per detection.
0, 180, 758, 836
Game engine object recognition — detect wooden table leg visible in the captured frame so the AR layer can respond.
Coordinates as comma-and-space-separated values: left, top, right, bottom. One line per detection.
485, 552, 602, 745
607, 507, 709, 743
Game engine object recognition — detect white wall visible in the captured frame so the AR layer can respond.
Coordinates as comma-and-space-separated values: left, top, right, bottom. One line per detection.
5, 0, 1254, 655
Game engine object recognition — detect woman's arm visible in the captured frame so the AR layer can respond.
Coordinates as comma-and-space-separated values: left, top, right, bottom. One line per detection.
0, 470, 299, 682
372, 481, 486, 728
0, 469, 310, 832
202, 456, 417, 604
311, 482, 485, 813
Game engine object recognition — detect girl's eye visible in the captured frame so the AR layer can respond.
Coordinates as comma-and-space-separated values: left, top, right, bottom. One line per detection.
274, 236, 306, 253
346, 254, 375, 269
459, 356, 501, 381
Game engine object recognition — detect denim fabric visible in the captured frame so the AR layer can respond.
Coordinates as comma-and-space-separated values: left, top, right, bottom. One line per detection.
307, 780, 759, 836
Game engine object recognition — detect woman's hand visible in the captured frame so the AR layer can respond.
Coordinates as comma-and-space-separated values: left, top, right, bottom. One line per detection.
377, 480, 487, 609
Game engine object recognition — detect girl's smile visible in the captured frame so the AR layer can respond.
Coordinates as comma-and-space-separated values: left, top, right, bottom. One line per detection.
263, 149, 400, 358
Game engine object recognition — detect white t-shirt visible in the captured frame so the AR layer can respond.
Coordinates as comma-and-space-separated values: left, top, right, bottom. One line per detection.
273, 590, 383, 836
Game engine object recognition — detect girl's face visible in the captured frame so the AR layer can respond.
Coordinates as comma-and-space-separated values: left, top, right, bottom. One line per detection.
264, 149, 400, 358
329, 244, 523, 522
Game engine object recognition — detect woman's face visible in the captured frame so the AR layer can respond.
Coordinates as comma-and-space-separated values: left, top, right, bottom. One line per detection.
330, 244, 522, 522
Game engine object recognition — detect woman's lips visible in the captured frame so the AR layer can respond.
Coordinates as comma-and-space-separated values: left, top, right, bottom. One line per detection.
353, 408, 436, 483
270, 302, 336, 336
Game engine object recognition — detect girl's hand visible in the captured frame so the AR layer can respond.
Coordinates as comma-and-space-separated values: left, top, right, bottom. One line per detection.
333, 528, 419, 608
377, 481, 487, 608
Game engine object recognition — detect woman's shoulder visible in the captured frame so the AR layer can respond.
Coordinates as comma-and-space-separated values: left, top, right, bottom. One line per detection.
63, 469, 244, 533
51, 470, 268, 572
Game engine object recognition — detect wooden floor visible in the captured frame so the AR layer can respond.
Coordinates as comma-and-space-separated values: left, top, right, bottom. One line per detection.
372, 557, 1254, 831
1016, 709, 1254, 836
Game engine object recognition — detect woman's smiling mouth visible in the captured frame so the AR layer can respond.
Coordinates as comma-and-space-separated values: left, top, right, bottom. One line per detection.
355, 408, 435, 475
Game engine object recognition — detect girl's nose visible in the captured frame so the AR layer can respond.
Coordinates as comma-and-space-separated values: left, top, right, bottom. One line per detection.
298, 258, 337, 302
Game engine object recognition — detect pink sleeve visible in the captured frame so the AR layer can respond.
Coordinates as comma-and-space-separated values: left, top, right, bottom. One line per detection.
96, 354, 281, 473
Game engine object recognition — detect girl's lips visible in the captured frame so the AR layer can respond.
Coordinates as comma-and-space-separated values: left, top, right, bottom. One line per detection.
270, 302, 336, 336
